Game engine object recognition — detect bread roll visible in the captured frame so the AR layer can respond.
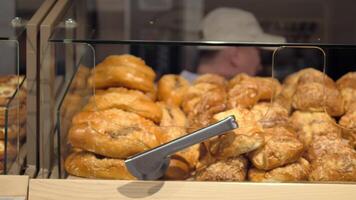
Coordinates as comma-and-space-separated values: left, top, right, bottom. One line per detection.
88, 55, 156, 92
83, 87, 162, 123
102, 54, 156, 81
65, 150, 135, 180
68, 108, 161, 159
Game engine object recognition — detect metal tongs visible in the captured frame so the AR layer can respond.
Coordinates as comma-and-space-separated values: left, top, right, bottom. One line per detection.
125, 116, 238, 180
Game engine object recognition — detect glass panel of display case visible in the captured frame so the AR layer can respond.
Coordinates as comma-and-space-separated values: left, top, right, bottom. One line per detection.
0, 0, 47, 175
55, 43, 279, 179
46, 0, 356, 182
50, 0, 356, 46
54, 43, 356, 181
0, 40, 24, 175
40, 42, 94, 178
269, 46, 356, 183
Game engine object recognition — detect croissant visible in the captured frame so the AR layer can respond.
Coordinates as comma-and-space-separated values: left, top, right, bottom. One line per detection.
249, 126, 304, 170
248, 158, 310, 182
157, 75, 190, 107
195, 156, 248, 181
158, 102, 199, 180
209, 108, 264, 159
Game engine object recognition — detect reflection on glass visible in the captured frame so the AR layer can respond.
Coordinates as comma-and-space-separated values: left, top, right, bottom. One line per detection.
50, 0, 356, 45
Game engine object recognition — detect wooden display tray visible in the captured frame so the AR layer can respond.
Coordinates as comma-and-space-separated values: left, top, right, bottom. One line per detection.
28, 179, 355, 200
0, 175, 29, 200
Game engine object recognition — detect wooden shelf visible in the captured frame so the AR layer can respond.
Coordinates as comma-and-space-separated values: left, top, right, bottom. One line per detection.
29, 179, 356, 200
0, 175, 29, 199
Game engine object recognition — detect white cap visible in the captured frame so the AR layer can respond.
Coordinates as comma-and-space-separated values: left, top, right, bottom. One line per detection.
200, 7, 286, 50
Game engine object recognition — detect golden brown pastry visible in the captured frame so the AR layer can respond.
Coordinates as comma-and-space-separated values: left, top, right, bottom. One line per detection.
336, 72, 356, 90
60, 93, 85, 121
307, 136, 353, 162
249, 126, 304, 170
0, 86, 26, 106
83, 87, 162, 123
0, 140, 17, 162
158, 102, 199, 179
250, 102, 289, 128
284, 68, 331, 87
340, 88, 356, 111
158, 102, 188, 142
194, 73, 227, 87
307, 136, 356, 181
209, 108, 264, 159
65, 150, 135, 180
157, 75, 190, 107
308, 153, 356, 181
283, 69, 303, 86
248, 158, 311, 182
292, 82, 344, 116
282, 68, 335, 113
0, 125, 25, 140
182, 82, 225, 114
101, 54, 156, 81
339, 110, 356, 148
182, 82, 226, 131
88, 55, 156, 92
289, 69, 345, 116
70, 65, 90, 91
0, 86, 17, 106
296, 68, 335, 87
0, 75, 25, 86
195, 156, 248, 181
228, 74, 281, 107
289, 111, 341, 147
228, 73, 251, 88
274, 85, 296, 113
227, 79, 260, 109
68, 108, 161, 159
0, 104, 27, 126
0, 140, 4, 159
0, 75, 26, 106
254, 77, 282, 100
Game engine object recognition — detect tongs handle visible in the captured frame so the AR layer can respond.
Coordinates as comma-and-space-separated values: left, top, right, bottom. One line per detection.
126, 115, 238, 163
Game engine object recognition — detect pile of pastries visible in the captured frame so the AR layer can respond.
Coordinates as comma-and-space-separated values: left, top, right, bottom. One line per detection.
64, 54, 356, 182
0, 75, 26, 173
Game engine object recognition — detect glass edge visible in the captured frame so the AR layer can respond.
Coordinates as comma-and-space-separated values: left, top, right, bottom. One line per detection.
48, 39, 356, 48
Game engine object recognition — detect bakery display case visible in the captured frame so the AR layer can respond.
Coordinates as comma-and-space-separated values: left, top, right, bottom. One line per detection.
0, 40, 24, 175
0, 0, 56, 176
40, 0, 356, 187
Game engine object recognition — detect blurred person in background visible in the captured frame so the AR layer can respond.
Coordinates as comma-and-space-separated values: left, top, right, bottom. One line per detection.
182, 7, 285, 80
